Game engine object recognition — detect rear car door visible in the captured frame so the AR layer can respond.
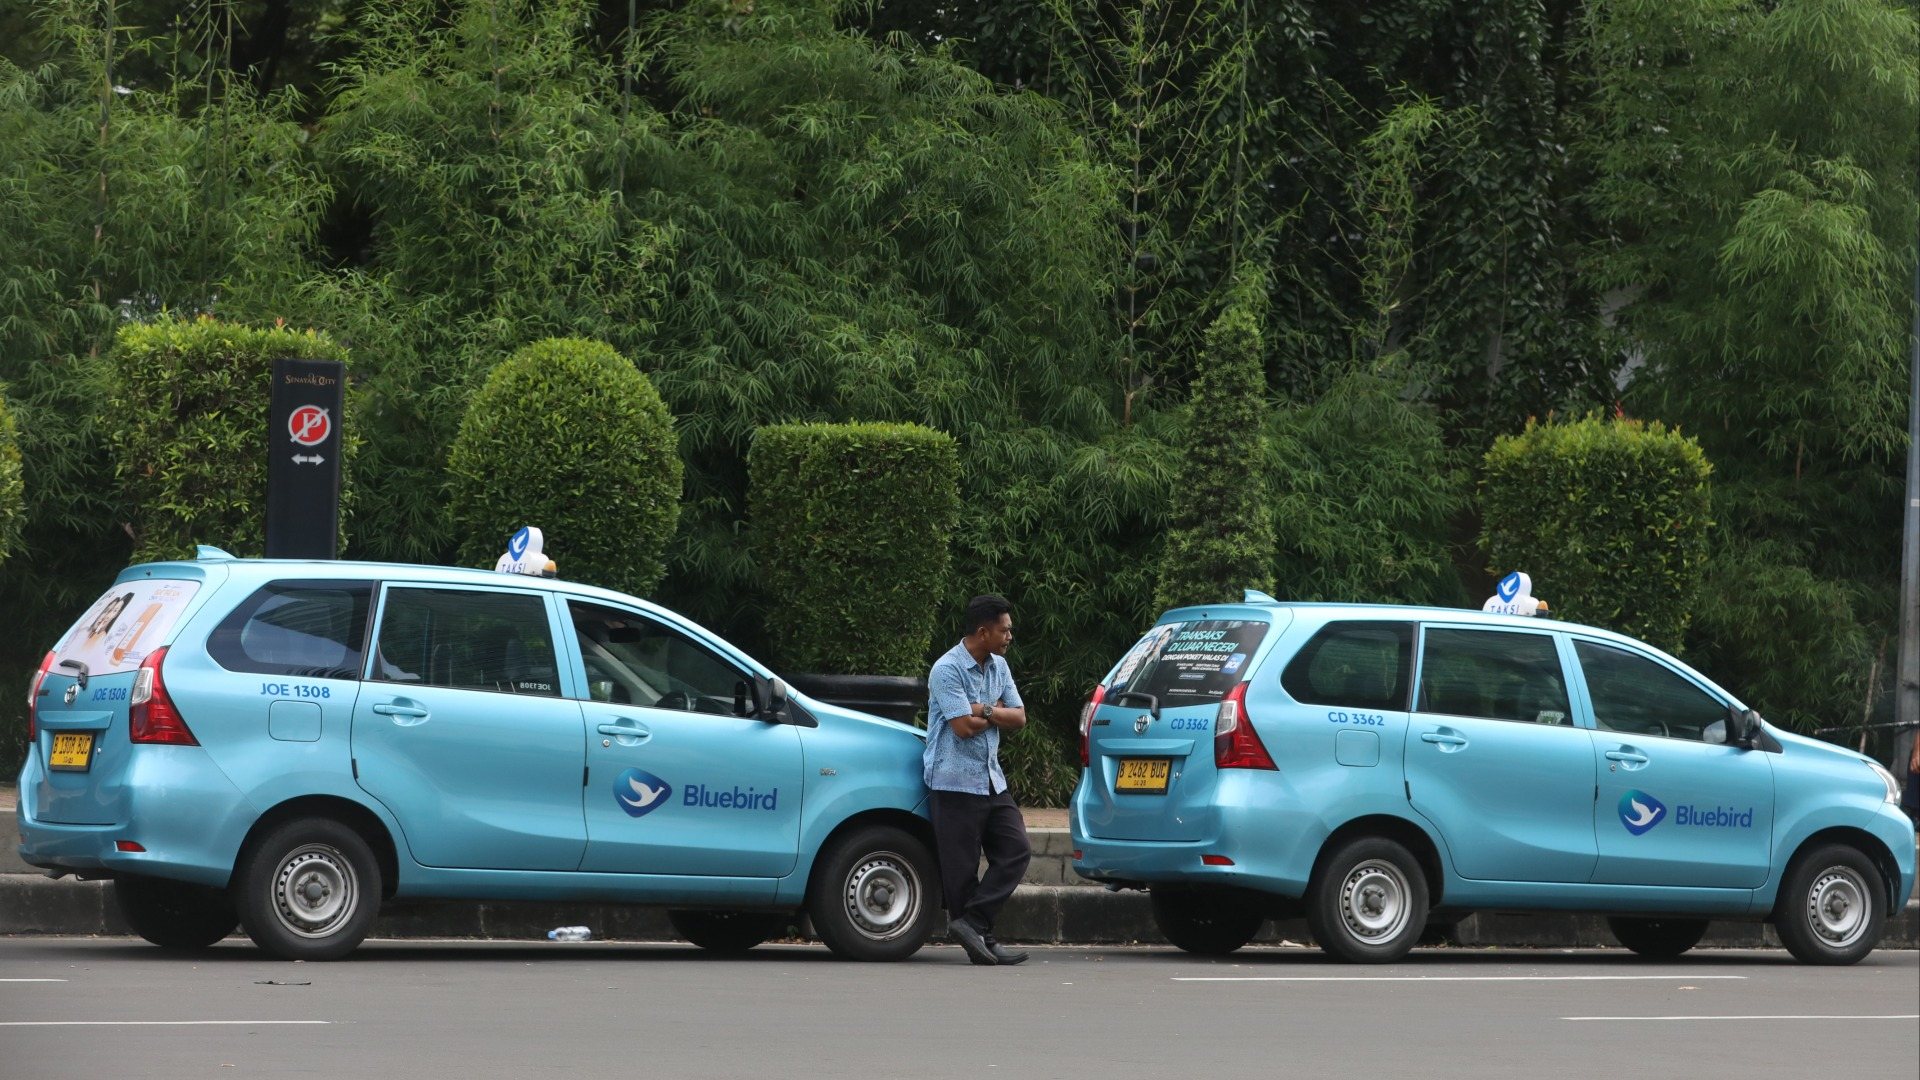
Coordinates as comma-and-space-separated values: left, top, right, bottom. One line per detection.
1404, 625, 1597, 883
1080, 618, 1274, 842
1574, 639, 1775, 888
568, 601, 803, 876
352, 583, 587, 871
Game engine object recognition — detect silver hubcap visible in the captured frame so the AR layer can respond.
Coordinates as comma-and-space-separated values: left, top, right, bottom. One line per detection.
843, 852, 919, 941
1340, 859, 1411, 944
273, 843, 356, 939
1806, 867, 1871, 948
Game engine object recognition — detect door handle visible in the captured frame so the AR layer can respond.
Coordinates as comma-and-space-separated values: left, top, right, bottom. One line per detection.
1605, 749, 1649, 765
597, 720, 651, 739
1420, 731, 1468, 747
372, 703, 429, 718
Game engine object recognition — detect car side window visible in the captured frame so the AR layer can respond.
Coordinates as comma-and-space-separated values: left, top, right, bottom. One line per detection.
370, 588, 560, 696
207, 580, 373, 679
1575, 640, 1726, 743
570, 602, 756, 717
1417, 627, 1570, 725
1281, 621, 1414, 710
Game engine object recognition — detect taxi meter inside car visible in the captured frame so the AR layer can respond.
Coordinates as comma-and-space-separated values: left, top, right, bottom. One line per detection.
1071, 580, 1915, 965
19, 529, 941, 961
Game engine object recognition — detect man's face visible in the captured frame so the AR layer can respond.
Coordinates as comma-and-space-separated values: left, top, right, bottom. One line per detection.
977, 613, 1013, 656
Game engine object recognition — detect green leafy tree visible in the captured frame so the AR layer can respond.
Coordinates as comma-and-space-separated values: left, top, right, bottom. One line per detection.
447, 339, 682, 598
108, 318, 354, 562
1481, 416, 1713, 652
1153, 271, 1275, 611
0, 386, 23, 564
749, 423, 959, 676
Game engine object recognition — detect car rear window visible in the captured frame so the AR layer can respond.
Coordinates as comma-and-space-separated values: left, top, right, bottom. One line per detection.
1107, 619, 1270, 707
52, 580, 203, 676
207, 580, 374, 679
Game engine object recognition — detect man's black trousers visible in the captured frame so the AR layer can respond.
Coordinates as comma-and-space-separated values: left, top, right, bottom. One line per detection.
927, 788, 1031, 933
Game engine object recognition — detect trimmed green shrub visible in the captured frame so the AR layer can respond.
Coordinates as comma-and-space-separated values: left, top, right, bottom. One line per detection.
0, 386, 21, 564
1154, 272, 1277, 611
750, 423, 960, 676
108, 318, 353, 562
448, 339, 682, 596
1481, 416, 1712, 651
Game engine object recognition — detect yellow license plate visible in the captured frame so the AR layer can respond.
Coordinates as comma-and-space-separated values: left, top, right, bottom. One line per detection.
50, 732, 93, 771
1115, 757, 1171, 794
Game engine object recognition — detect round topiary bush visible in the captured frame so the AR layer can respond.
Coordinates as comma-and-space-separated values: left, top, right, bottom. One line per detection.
1481, 415, 1712, 651
448, 338, 682, 595
749, 422, 960, 677
0, 384, 22, 565
108, 318, 354, 561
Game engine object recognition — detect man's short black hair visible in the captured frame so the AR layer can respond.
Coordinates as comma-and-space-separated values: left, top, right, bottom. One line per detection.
965, 594, 1012, 636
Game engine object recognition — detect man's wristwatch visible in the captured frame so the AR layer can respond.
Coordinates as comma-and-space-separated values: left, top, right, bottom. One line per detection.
979, 703, 993, 722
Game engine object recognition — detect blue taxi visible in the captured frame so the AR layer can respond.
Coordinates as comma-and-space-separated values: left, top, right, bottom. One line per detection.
1070, 579, 1916, 964
18, 530, 938, 961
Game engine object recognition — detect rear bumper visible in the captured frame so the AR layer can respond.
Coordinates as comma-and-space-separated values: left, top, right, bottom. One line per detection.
16, 747, 258, 888
1069, 789, 1326, 898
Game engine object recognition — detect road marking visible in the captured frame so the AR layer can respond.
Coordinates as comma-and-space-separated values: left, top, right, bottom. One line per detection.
0, 1020, 330, 1027
1566, 1006, 1912, 1014
0, 979, 68, 983
1175, 974, 1749, 982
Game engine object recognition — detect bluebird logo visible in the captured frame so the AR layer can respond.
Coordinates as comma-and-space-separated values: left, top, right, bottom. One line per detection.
1618, 790, 1666, 835
508, 526, 532, 559
1496, 571, 1524, 603
614, 768, 672, 818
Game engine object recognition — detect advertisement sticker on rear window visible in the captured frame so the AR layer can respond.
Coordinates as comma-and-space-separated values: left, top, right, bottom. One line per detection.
1111, 619, 1270, 706
56, 580, 202, 675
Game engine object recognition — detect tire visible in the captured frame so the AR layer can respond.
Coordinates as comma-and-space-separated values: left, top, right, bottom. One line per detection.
234, 818, 382, 961
1306, 836, 1429, 963
1607, 916, 1709, 958
806, 825, 939, 961
668, 909, 791, 955
1150, 889, 1265, 956
113, 877, 238, 950
1771, 844, 1885, 966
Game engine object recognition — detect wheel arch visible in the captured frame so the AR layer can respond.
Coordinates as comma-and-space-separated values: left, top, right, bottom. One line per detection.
1312, 814, 1448, 907
801, 808, 936, 903
1775, 826, 1902, 916
237, 795, 402, 900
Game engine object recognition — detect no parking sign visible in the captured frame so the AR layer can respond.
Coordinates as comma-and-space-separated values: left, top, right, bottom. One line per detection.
267, 358, 345, 558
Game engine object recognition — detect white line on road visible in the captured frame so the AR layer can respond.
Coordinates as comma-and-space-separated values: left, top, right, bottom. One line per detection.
0, 979, 68, 983
1559, 1006, 1920, 1014
0, 1020, 331, 1027
1174, 974, 1750, 982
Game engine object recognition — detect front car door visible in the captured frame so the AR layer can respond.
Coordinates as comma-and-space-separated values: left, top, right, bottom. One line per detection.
351, 584, 587, 871
1404, 625, 1597, 883
1574, 639, 1775, 888
569, 601, 804, 877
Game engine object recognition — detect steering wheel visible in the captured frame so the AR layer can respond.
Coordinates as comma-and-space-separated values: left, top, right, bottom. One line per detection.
656, 690, 692, 712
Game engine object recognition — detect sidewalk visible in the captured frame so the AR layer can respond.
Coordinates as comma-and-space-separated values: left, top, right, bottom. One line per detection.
5, 782, 1914, 948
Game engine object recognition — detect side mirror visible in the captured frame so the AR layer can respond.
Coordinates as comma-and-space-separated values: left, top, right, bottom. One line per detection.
1726, 705, 1761, 746
753, 676, 788, 722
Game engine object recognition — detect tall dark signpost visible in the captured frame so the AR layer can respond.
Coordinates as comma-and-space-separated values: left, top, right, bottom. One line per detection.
266, 358, 345, 559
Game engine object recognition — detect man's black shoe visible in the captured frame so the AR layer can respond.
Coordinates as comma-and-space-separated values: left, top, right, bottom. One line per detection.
948, 919, 998, 965
984, 935, 1028, 966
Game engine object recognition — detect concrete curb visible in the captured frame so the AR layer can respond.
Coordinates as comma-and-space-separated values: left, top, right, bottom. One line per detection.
4, 874, 1913, 950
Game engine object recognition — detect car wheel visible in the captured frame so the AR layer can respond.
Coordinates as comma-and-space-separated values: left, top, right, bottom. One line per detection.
1150, 889, 1264, 955
113, 877, 238, 950
668, 909, 792, 955
1771, 844, 1884, 966
806, 825, 938, 962
1607, 916, 1709, 958
234, 818, 382, 961
1307, 836, 1429, 963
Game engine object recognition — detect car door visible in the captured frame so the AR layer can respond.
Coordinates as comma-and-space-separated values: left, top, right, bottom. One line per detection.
1573, 639, 1775, 888
351, 583, 587, 871
1404, 625, 1598, 883
568, 601, 804, 877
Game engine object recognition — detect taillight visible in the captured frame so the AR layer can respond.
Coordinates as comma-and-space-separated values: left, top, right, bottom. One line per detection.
27, 649, 54, 743
129, 647, 197, 746
1078, 684, 1107, 767
1213, 682, 1274, 769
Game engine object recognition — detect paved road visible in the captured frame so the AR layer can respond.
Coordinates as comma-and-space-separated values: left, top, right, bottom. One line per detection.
1, 938, 1914, 1079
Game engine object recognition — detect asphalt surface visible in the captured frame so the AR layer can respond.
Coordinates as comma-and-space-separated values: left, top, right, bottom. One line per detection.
1, 938, 1915, 1078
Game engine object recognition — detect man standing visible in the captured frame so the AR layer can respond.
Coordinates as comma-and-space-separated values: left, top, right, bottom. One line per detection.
924, 594, 1032, 965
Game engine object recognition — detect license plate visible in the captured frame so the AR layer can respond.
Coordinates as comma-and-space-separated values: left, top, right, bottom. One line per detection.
1115, 757, 1171, 794
49, 732, 93, 771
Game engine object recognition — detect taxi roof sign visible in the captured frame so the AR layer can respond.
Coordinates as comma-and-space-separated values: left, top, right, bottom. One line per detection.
495, 526, 556, 577
1482, 571, 1549, 617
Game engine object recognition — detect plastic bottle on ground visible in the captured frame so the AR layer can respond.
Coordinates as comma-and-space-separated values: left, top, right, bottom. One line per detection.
546, 926, 592, 942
